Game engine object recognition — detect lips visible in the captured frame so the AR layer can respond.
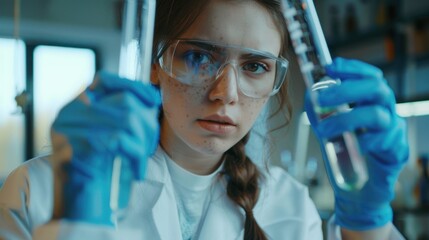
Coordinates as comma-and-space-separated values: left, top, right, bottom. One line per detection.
202, 115, 236, 125
197, 114, 237, 134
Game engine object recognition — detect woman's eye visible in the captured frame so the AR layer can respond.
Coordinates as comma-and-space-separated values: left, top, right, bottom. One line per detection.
183, 51, 211, 67
242, 62, 269, 74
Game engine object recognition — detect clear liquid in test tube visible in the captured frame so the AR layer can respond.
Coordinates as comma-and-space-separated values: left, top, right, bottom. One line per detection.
281, 0, 368, 191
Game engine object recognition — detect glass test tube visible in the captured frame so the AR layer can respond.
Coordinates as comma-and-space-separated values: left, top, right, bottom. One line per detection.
281, 0, 368, 191
111, 0, 157, 224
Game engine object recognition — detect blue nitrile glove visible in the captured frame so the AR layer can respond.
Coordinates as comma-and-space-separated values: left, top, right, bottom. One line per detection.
52, 71, 161, 225
305, 57, 409, 230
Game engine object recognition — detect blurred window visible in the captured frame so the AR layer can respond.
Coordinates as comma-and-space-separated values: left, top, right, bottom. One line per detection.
33, 45, 95, 156
0, 41, 96, 183
0, 38, 26, 180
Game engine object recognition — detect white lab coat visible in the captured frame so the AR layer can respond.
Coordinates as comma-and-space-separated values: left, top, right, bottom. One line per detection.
0, 147, 403, 240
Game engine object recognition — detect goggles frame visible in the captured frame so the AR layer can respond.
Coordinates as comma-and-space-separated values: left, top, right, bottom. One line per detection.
156, 39, 289, 98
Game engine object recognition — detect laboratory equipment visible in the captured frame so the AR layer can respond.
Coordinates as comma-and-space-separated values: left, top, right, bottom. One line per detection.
281, 0, 368, 191
111, 0, 157, 223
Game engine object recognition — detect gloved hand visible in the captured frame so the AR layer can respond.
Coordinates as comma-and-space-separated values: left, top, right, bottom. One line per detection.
51, 71, 161, 225
305, 57, 409, 230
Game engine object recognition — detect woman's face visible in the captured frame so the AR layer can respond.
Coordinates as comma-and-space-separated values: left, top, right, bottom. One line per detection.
154, 0, 282, 170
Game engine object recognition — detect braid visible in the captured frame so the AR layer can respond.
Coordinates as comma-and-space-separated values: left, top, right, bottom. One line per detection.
224, 134, 268, 240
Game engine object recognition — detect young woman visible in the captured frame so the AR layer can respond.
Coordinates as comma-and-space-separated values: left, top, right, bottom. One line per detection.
0, 0, 408, 239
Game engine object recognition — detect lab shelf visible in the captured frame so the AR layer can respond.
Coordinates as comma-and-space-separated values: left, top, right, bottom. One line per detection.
324, 8, 429, 102
328, 25, 394, 51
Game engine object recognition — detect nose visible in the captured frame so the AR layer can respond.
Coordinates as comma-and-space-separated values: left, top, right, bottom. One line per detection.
208, 64, 239, 104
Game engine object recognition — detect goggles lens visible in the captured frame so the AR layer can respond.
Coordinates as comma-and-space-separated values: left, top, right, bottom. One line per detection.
158, 39, 289, 98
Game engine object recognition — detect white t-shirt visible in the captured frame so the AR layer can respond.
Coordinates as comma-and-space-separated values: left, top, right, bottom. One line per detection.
165, 153, 223, 240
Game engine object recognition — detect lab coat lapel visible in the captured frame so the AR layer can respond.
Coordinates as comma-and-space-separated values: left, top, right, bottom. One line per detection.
131, 180, 182, 240
197, 180, 244, 240
151, 181, 182, 240
128, 180, 164, 239
133, 148, 182, 240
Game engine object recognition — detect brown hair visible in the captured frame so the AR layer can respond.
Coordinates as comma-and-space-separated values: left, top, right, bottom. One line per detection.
153, 0, 291, 239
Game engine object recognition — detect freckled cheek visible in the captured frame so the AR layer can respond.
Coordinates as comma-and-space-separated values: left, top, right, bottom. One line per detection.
161, 73, 212, 101
240, 98, 267, 121
161, 78, 206, 120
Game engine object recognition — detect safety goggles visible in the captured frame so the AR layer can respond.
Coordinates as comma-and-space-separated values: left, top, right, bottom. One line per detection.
157, 39, 289, 98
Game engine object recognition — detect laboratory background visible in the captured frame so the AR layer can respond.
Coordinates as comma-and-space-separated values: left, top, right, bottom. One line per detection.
0, 0, 429, 239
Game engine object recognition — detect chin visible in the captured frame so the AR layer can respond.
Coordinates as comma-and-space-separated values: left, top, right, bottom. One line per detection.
190, 136, 238, 157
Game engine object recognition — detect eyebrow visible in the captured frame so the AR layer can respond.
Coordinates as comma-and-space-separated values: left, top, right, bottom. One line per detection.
186, 41, 219, 51
183, 40, 277, 59
241, 53, 276, 61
